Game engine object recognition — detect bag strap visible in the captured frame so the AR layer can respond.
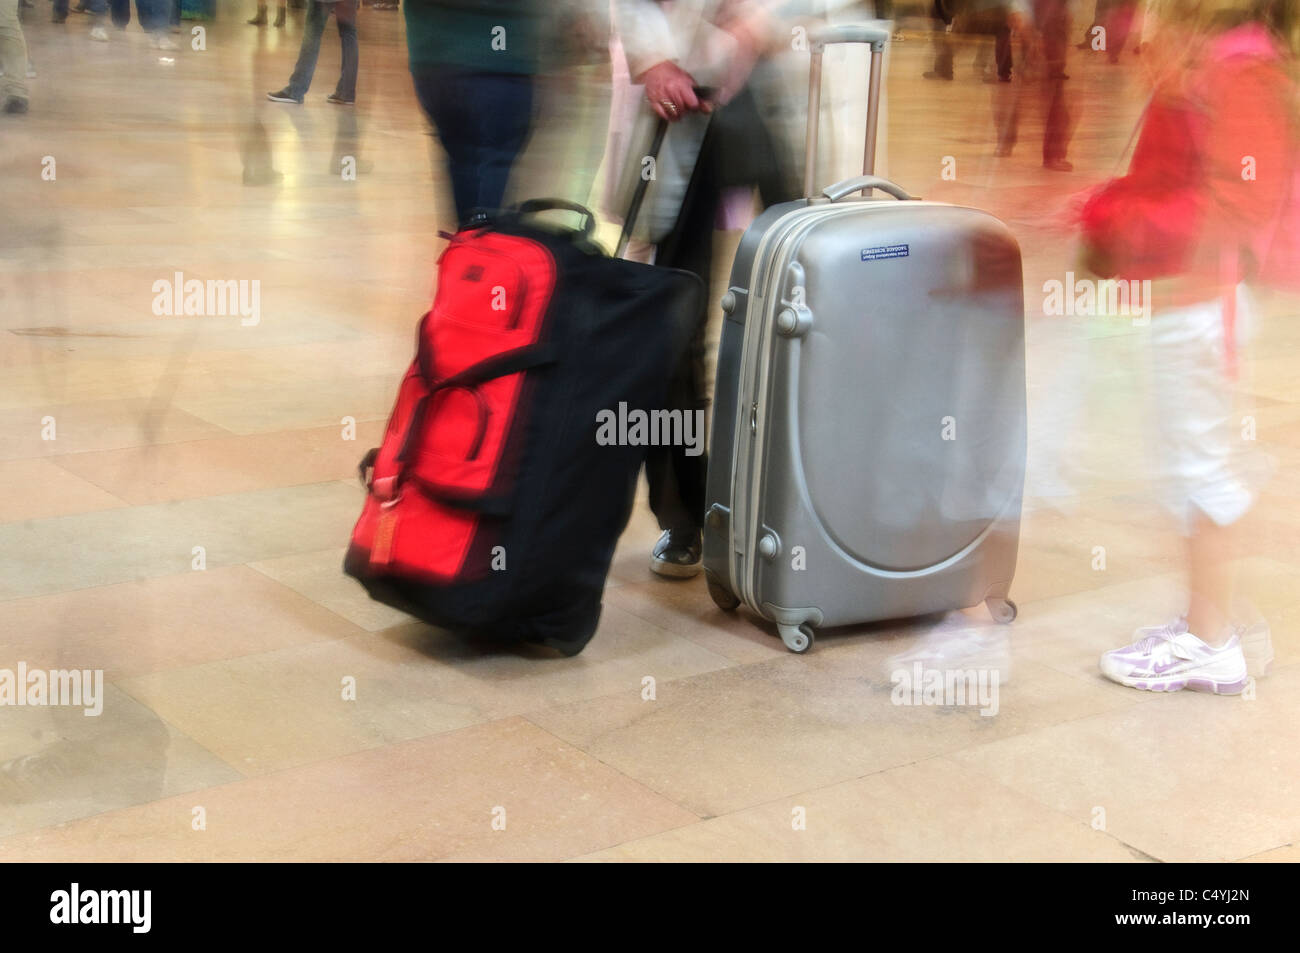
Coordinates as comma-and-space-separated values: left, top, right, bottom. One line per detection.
397, 341, 559, 467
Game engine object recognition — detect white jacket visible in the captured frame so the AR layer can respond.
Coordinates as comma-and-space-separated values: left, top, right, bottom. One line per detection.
607, 0, 890, 244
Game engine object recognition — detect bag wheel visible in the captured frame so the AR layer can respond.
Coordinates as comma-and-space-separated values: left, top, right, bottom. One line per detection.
986, 597, 1018, 624
779, 623, 814, 654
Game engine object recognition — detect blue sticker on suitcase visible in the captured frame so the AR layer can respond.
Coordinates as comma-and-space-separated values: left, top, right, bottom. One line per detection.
860, 243, 909, 261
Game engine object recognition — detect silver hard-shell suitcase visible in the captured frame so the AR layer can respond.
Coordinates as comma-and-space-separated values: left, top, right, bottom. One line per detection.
702, 24, 1026, 653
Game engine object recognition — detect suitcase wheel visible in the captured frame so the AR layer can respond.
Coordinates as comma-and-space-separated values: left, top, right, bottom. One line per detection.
779, 623, 815, 654
705, 571, 740, 611
986, 597, 1018, 624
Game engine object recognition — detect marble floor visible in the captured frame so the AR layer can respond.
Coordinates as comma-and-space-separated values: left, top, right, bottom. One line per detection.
0, 6, 1296, 862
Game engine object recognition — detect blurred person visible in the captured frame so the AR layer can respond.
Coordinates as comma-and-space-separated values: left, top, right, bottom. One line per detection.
505, 0, 611, 209
135, 0, 179, 47
1080, 0, 1294, 693
248, 0, 287, 26
611, 0, 801, 578
72, 0, 176, 45
268, 0, 358, 105
930, 0, 1025, 82
925, 0, 958, 78
404, 0, 544, 225
0, 0, 28, 113
1080, 0, 1139, 59
993, 0, 1075, 169
58, 0, 110, 38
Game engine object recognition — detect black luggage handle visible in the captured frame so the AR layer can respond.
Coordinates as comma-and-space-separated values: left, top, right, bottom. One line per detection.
616, 119, 669, 259
615, 86, 713, 259
823, 175, 913, 202
516, 199, 597, 239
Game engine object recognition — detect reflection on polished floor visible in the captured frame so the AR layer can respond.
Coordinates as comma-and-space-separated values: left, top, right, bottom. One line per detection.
1, 6, 1297, 862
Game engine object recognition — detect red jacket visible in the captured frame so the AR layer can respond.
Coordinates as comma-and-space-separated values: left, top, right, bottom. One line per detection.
1080, 23, 1295, 366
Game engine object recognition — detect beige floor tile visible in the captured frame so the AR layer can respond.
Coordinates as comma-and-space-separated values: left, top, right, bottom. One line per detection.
117, 601, 735, 776
0, 398, 230, 462
249, 547, 416, 633
52, 423, 385, 505
0, 481, 358, 600
605, 580, 790, 664
529, 633, 1142, 817
949, 667, 1300, 862
0, 355, 184, 411
0, 718, 698, 862
1238, 844, 1300, 862
578, 757, 1141, 862
0, 458, 124, 523
168, 373, 394, 436
0, 685, 241, 840
0, 566, 363, 680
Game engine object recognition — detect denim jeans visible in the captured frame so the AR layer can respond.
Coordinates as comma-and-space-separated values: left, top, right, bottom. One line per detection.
410, 68, 534, 225
133, 0, 169, 31
58, 0, 166, 30
287, 0, 358, 101
54, 0, 106, 17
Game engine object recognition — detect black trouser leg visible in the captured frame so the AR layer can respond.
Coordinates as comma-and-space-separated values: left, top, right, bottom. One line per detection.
644, 123, 717, 534
644, 89, 795, 534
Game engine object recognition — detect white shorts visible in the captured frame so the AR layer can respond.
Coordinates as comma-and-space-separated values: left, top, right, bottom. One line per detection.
1148, 285, 1267, 534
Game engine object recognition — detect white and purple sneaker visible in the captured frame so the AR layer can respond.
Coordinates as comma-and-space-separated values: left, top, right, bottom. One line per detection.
1100, 623, 1249, 694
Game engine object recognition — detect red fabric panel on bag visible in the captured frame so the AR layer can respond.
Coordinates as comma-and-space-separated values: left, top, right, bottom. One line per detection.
413, 235, 556, 496
349, 233, 557, 583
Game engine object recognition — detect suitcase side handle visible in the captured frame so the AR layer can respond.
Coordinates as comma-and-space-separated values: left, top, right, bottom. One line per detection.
822, 175, 913, 203
803, 24, 889, 199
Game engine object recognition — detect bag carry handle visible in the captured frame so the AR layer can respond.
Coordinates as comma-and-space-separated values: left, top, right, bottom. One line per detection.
804, 24, 891, 199
822, 174, 913, 202
615, 117, 668, 258
517, 199, 597, 238
616, 86, 714, 259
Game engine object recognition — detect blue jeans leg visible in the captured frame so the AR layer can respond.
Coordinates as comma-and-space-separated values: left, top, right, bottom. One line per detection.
286, 0, 327, 99
411, 69, 534, 224
333, 0, 357, 100
135, 0, 166, 32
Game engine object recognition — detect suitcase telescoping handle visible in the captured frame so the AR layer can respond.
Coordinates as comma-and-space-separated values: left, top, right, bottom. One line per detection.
616, 118, 668, 259
616, 85, 715, 259
804, 23, 894, 200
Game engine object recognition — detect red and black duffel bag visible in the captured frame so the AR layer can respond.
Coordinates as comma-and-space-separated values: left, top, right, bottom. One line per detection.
344, 201, 703, 655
